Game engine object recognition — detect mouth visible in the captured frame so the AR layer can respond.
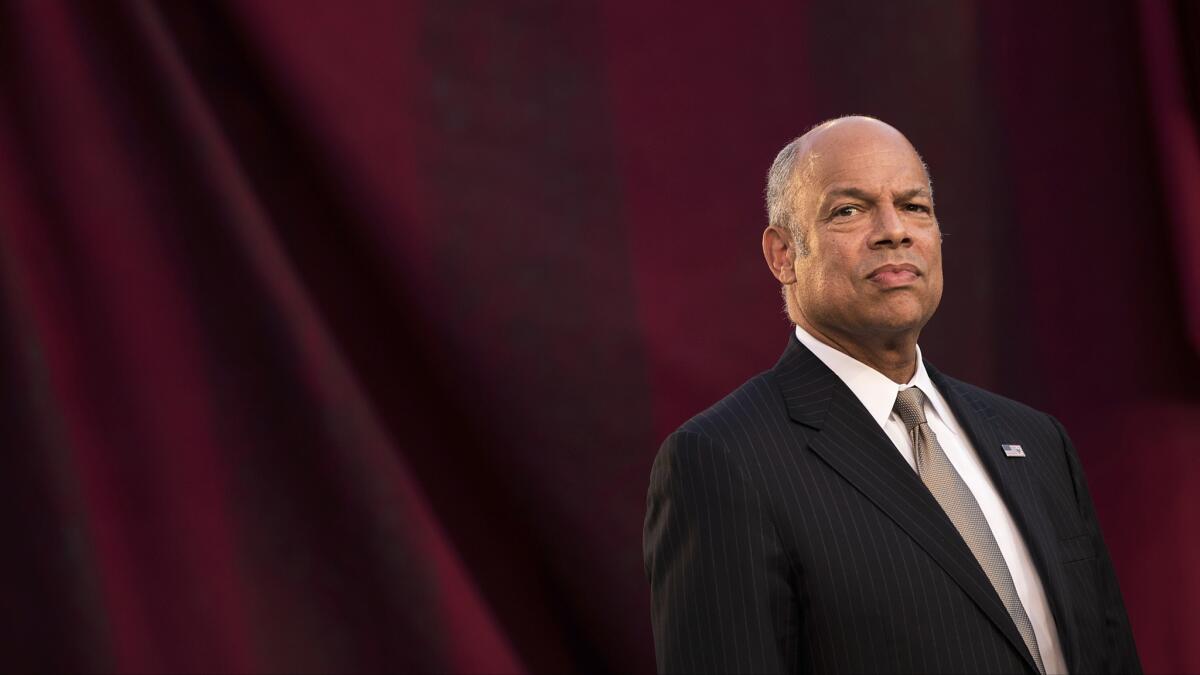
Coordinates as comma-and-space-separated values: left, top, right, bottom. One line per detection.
866, 263, 921, 288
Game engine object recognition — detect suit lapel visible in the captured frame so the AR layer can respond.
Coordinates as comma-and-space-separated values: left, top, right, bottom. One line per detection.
928, 365, 1078, 673
773, 337, 1039, 674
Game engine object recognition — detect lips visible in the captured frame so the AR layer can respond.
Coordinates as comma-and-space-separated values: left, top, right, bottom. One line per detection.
867, 263, 921, 288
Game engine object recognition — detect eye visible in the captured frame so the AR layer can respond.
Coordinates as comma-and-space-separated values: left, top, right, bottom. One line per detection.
904, 203, 931, 214
833, 205, 861, 218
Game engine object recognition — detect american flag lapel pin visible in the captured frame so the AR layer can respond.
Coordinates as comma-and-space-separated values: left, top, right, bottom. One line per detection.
1001, 444, 1026, 458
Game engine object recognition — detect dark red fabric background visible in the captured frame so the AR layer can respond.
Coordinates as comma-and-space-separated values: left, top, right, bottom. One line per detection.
1, 1, 1197, 672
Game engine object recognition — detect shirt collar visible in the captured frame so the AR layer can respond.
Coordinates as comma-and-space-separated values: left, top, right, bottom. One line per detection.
793, 324, 951, 430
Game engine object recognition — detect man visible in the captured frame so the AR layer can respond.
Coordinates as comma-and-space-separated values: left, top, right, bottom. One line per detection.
643, 117, 1140, 674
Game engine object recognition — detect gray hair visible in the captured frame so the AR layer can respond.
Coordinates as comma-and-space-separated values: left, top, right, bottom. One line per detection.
764, 135, 815, 257
764, 136, 807, 237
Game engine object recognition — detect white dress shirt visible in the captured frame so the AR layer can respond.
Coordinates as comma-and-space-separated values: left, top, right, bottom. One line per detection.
794, 325, 1068, 675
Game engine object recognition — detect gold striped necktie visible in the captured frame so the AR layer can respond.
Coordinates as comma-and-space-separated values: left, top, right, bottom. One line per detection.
893, 386, 1046, 675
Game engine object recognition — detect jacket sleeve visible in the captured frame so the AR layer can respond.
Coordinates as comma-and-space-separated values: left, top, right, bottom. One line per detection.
1051, 416, 1142, 674
643, 429, 795, 674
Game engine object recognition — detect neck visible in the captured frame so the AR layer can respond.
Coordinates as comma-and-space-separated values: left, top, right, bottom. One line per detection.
797, 318, 920, 384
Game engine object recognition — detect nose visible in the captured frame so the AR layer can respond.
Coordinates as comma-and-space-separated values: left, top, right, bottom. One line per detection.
869, 204, 912, 249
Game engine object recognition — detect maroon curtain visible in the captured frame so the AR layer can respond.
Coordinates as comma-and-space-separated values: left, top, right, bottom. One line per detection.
1, 0, 1196, 672
1141, 0, 1200, 355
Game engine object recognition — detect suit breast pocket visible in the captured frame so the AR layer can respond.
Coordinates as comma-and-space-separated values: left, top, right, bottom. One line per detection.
1058, 534, 1096, 564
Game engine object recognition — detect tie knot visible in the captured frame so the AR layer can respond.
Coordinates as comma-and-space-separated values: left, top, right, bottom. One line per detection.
893, 386, 928, 430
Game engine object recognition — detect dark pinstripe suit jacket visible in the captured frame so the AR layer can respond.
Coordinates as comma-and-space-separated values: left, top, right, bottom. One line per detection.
644, 335, 1140, 674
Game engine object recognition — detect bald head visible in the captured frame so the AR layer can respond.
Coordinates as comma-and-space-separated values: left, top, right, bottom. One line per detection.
765, 116, 931, 239
761, 116, 943, 355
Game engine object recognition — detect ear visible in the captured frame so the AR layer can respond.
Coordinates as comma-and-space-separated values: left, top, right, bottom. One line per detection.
762, 226, 797, 284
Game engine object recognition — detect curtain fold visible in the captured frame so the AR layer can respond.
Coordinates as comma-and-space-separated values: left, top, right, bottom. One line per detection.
1139, 0, 1200, 356
0, 1, 520, 671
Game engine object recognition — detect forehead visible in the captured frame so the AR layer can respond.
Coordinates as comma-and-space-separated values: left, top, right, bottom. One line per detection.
810, 149, 926, 192
800, 127, 929, 197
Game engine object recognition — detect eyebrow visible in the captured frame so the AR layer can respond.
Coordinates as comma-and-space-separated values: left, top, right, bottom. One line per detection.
822, 186, 931, 204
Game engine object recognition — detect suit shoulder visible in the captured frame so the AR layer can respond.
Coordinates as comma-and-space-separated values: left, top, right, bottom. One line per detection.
653, 368, 793, 495
671, 369, 786, 447
938, 372, 1058, 429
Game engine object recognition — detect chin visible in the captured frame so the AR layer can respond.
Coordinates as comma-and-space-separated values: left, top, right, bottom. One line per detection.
867, 307, 930, 334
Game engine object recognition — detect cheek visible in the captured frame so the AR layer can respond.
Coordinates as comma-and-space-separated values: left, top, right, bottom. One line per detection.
927, 246, 945, 285
925, 256, 945, 306
795, 261, 839, 304
916, 234, 944, 280
800, 237, 867, 297
817, 248, 862, 289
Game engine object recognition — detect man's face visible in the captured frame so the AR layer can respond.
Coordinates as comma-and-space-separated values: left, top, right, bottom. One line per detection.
787, 122, 943, 341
